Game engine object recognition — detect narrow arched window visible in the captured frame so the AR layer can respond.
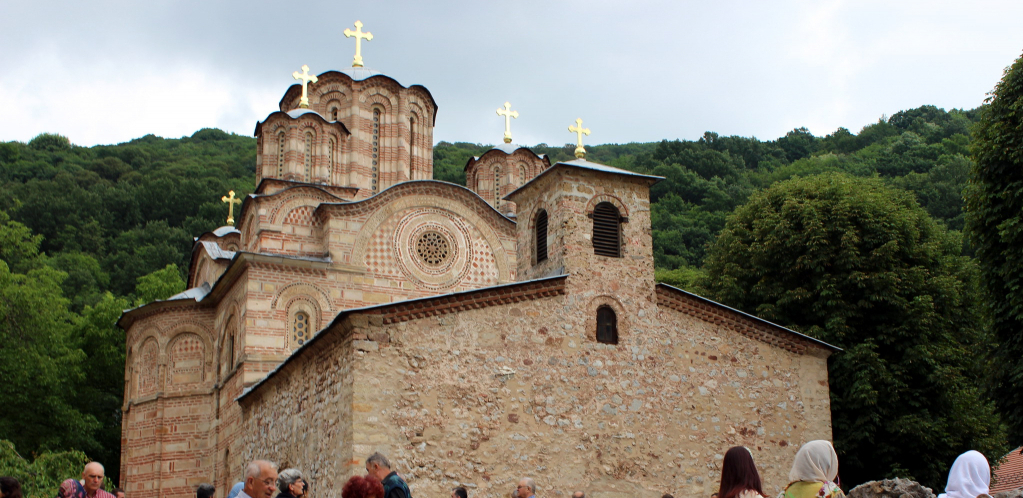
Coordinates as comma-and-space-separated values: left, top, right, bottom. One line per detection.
331, 108, 338, 121
409, 116, 416, 181
597, 306, 618, 344
276, 130, 286, 177
293, 312, 309, 346
592, 202, 621, 258
328, 137, 336, 183
372, 108, 381, 192
493, 167, 501, 203
518, 164, 526, 186
304, 132, 314, 181
535, 209, 548, 263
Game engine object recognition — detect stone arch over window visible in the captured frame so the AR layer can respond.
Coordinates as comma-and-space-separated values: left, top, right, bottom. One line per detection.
584, 295, 627, 345
276, 130, 287, 178
591, 201, 622, 258
286, 299, 320, 349
168, 332, 206, 386
534, 209, 548, 264
303, 130, 315, 182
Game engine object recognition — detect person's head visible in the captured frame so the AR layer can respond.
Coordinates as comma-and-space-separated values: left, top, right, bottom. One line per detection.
341, 476, 384, 498
788, 440, 839, 484
364, 453, 391, 482
278, 469, 305, 497
718, 446, 764, 498
662, 494, 674, 498
572, 492, 585, 498
711, 494, 718, 498
113, 488, 125, 498
243, 460, 279, 498
943, 450, 990, 498
452, 488, 468, 498
82, 462, 106, 494
197, 484, 216, 498
1, 477, 23, 498
516, 478, 535, 498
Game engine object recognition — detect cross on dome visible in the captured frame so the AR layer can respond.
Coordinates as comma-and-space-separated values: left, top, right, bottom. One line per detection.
568, 118, 591, 159
344, 20, 374, 68
496, 102, 519, 144
221, 190, 242, 226
292, 65, 318, 109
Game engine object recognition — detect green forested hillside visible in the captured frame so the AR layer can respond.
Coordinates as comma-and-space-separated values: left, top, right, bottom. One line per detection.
0, 104, 1000, 488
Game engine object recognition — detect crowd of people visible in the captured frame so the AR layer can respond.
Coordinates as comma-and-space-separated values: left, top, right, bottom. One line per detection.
0, 442, 999, 498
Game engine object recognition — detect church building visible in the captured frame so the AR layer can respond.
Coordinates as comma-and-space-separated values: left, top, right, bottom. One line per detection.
117, 22, 837, 498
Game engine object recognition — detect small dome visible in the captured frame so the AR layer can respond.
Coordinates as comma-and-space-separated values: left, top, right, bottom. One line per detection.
287, 108, 323, 119
212, 226, 241, 237
338, 66, 383, 81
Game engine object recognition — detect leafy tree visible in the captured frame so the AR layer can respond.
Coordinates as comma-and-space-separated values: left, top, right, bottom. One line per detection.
703, 173, 1006, 488
966, 51, 1023, 443
0, 440, 92, 498
134, 263, 186, 304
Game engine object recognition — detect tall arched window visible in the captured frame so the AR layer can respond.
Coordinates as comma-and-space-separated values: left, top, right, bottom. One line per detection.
331, 108, 338, 121
303, 132, 314, 181
518, 164, 526, 186
493, 167, 501, 203
371, 108, 381, 192
328, 137, 336, 183
592, 202, 621, 258
535, 209, 548, 263
276, 130, 286, 177
596, 306, 618, 344
409, 117, 416, 181
293, 312, 310, 346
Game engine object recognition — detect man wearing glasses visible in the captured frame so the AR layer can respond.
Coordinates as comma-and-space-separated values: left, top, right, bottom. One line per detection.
239, 460, 278, 498
516, 478, 536, 498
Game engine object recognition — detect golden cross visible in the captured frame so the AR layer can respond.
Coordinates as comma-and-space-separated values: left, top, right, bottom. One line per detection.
292, 65, 318, 109
568, 118, 591, 159
496, 102, 519, 144
221, 190, 242, 226
344, 20, 373, 67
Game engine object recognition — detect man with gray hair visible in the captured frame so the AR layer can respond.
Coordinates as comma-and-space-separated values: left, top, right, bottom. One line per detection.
196, 484, 216, 498
277, 468, 306, 498
571, 492, 584, 498
58, 462, 115, 498
516, 478, 536, 498
365, 452, 410, 498
240, 460, 278, 498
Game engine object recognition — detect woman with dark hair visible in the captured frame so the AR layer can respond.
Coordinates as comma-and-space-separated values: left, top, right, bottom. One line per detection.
341, 475, 384, 498
0, 477, 23, 498
718, 446, 767, 498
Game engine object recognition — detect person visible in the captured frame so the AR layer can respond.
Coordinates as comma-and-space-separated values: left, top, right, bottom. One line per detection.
197, 484, 216, 498
1, 477, 22, 498
937, 450, 991, 498
239, 460, 278, 498
516, 478, 536, 498
113, 489, 125, 498
227, 482, 244, 498
663, 494, 674, 498
277, 469, 306, 498
717, 446, 766, 498
365, 453, 410, 498
58, 462, 116, 498
712, 494, 719, 498
779, 440, 843, 498
342, 475, 384, 498
572, 492, 585, 498
452, 488, 468, 498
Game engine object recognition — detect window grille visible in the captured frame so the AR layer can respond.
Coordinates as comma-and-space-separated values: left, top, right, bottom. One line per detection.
592, 202, 621, 257
535, 210, 548, 263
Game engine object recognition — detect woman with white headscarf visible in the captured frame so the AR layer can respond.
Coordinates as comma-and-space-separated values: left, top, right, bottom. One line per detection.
779, 440, 843, 498
938, 451, 991, 498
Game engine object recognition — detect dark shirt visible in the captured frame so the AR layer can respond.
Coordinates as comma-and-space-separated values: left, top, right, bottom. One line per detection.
382, 472, 411, 498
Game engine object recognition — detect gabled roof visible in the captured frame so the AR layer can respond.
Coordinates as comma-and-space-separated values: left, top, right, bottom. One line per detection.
993, 446, 1023, 493
504, 158, 662, 200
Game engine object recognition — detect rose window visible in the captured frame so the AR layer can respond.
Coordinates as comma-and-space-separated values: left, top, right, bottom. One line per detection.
415, 231, 451, 266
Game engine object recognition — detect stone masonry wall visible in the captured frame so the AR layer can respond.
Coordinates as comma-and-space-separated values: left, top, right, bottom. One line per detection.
239, 278, 832, 498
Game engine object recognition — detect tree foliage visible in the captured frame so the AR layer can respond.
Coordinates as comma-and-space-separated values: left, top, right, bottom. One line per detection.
0, 440, 91, 498
702, 173, 1006, 488
966, 51, 1023, 443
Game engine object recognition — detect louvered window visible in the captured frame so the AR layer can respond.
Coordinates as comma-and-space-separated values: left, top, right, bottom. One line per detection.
277, 131, 286, 177
535, 210, 548, 263
597, 306, 618, 344
592, 202, 621, 257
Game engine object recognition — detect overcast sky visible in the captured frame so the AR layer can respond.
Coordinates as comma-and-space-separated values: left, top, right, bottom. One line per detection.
1, 0, 1021, 148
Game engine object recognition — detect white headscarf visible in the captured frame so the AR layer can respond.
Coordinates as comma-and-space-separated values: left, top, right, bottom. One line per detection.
938, 450, 990, 498
788, 440, 840, 483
